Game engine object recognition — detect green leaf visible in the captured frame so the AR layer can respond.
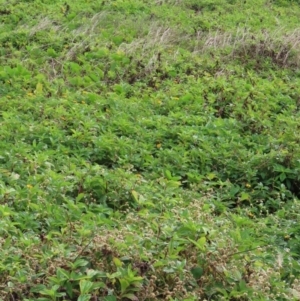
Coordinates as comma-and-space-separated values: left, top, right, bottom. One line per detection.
279, 173, 286, 181
119, 278, 130, 294
92, 281, 106, 289
207, 173, 216, 180
240, 192, 250, 201
56, 268, 69, 281
35, 82, 43, 95
121, 293, 138, 300
30, 284, 47, 293
153, 261, 164, 268
76, 193, 85, 202
78, 294, 91, 301
188, 236, 206, 251
238, 280, 248, 292
164, 169, 173, 180
190, 266, 203, 280
167, 180, 181, 187
113, 257, 123, 267
131, 190, 139, 202
107, 271, 121, 279
86, 269, 101, 278
70, 271, 89, 281
163, 267, 175, 273
72, 259, 89, 269
47, 48, 57, 58
104, 296, 117, 301
79, 280, 93, 294
66, 282, 74, 298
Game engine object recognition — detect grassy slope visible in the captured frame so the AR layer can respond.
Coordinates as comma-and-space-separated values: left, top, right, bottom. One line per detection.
1, 0, 300, 300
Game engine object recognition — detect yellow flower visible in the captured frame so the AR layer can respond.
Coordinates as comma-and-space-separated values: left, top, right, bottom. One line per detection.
245, 183, 251, 188
27, 184, 33, 189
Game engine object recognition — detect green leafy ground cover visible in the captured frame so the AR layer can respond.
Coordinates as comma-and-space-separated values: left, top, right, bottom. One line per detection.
1, 0, 300, 300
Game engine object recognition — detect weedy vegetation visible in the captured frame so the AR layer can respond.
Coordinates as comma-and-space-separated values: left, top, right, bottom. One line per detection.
0, 0, 300, 300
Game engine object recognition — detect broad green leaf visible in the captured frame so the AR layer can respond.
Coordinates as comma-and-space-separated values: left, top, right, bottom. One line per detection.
131, 190, 139, 202
164, 169, 172, 180
86, 269, 101, 278
30, 284, 47, 293
113, 257, 123, 267
35, 82, 43, 95
92, 281, 106, 289
197, 236, 207, 249
104, 296, 117, 301
167, 180, 181, 187
66, 282, 74, 298
70, 271, 89, 281
76, 193, 85, 202
240, 192, 250, 201
56, 268, 69, 281
238, 280, 248, 291
121, 293, 138, 300
47, 48, 57, 58
191, 266, 203, 280
207, 173, 216, 180
79, 280, 93, 294
78, 294, 91, 301
72, 259, 89, 269
107, 271, 121, 279
279, 173, 286, 181
163, 267, 175, 273
119, 278, 130, 294
188, 236, 206, 251
153, 261, 164, 268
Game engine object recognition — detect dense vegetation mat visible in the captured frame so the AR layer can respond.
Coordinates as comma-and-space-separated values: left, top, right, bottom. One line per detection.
0, 0, 300, 300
